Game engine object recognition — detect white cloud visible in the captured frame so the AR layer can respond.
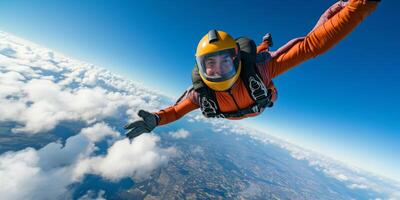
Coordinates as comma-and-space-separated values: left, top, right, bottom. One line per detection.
75, 134, 176, 181
80, 121, 119, 143
8, 79, 130, 133
0, 31, 168, 134
0, 31, 178, 199
169, 128, 190, 139
78, 190, 106, 200
348, 183, 368, 189
0, 123, 173, 200
0, 148, 75, 200
336, 173, 349, 181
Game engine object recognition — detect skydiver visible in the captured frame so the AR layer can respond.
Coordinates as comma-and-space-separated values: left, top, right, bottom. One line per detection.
125, 0, 381, 140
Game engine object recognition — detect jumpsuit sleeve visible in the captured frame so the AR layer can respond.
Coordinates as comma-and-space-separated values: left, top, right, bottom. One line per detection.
268, 0, 379, 79
154, 87, 200, 126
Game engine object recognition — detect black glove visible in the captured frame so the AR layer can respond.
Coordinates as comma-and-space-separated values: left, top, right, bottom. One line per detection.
124, 110, 159, 140
262, 33, 273, 47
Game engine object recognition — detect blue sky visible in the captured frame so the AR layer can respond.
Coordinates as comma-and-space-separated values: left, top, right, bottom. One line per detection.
1, 0, 399, 181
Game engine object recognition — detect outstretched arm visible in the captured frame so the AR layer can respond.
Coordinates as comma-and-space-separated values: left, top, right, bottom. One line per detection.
268, 0, 379, 79
125, 88, 199, 139
155, 87, 200, 125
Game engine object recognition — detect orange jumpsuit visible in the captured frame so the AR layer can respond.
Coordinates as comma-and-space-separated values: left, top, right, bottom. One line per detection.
155, 0, 379, 126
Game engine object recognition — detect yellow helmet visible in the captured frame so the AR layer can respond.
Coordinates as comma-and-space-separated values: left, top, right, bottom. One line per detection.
195, 30, 241, 91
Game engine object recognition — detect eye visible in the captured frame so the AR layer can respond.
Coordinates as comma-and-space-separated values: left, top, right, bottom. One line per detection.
206, 60, 215, 65
223, 56, 232, 62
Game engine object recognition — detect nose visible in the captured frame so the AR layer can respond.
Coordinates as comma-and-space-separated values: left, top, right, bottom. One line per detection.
214, 61, 223, 74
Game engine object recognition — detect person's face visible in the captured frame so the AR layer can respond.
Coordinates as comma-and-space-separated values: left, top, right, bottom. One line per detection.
204, 53, 234, 77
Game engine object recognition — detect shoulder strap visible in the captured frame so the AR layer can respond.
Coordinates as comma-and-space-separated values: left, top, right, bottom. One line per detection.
192, 64, 205, 91
236, 37, 272, 109
192, 63, 222, 117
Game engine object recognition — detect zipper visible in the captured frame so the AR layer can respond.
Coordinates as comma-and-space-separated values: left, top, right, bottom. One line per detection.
227, 89, 242, 115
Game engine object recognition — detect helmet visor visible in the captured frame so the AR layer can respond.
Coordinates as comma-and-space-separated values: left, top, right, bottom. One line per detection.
196, 48, 238, 82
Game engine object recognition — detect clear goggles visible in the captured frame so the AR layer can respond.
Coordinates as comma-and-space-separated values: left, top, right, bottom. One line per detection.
196, 48, 239, 82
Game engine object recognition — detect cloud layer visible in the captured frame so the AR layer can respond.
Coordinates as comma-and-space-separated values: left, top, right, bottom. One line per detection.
0, 31, 175, 199
0, 31, 168, 134
169, 128, 190, 139
0, 123, 174, 199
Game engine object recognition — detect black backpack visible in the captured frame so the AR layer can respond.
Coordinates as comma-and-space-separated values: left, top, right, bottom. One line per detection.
192, 37, 273, 118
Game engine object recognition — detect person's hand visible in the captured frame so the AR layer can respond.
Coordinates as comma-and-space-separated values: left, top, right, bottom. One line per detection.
124, 110, 159, 140
262, 33, 273, 47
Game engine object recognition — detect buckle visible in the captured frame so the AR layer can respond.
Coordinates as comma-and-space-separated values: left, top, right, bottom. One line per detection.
252, 105, 259, 113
